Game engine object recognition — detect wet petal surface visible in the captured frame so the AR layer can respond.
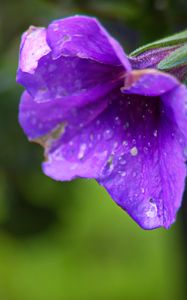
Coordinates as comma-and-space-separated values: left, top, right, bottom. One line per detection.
40, 84, 187, 229
47, 16, 131, 69
122, 69, 179, 96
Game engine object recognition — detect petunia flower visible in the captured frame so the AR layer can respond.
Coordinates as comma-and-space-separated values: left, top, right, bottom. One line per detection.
17, 16, 187, 230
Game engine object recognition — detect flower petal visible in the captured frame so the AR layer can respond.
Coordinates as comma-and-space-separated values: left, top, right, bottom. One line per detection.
17, 38, 123, 104
17, 54, 122, 104
47, 15, 131, 69
16, 16, 129, 104
162, 84, 187, 142
19, 90, 108, 140
122, 69, 179, 96
18, 26, 51, 74
41, 86, 187, 229
96, 89, 187, 229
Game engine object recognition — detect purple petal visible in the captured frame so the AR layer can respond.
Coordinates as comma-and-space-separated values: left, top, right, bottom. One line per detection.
122, 69, 179, 96
47, 15, 131, 69
96, 89, 187, 229
18, 26, 51, 74
16, 16, 129, 104
19, 90, 108, 140
40, 82, 187, 229
162, 84, 187, 142
17, 54, 122, 104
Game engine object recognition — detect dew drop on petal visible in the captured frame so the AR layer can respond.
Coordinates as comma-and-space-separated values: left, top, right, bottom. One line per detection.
78, 143, 87, 160
104, 155, 114, 175
119, 156, 127, 165
69, 141, 74, 146
53, 148, 63, 161
146, 200, 158, 218
143, 146, 148, 154
90, 133, 94, 141
114, 116, 121, 125
153, 130, 158, 137
122, 140, 128, 146
113, 142, 118, 149
132, 139, 136, 145
130, 146, 138, 156
120, 171, 126, 177
103, 129, 113, 140
141, 187, 145, 193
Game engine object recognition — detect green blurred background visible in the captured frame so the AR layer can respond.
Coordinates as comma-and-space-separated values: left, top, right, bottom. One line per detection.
0, 0, 187, 299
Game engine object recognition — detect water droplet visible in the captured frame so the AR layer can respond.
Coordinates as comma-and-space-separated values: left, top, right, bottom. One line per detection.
103, 129, 113, 140
153, 130, 158, 137
146, 200, 157, 218
141, 187, 145, 193
69, 141, 74, 146
143, 147, 148, 154
105, 156, 114, 175
130, 146, 138, 156
132, 171, 136, 177
114, 116, 121, 125
122, 140, 128, 146
121, 171, 126, 177
179, 137, 183, 144
53, 148, 63, 160
78, 143, 87, 159
132, 139, 136, 145
114, 141, 118, 148
107, 155, 113, 166
119, 156, 127, 165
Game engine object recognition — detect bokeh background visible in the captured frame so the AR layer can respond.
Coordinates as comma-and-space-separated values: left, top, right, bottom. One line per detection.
0, 0, 187, 299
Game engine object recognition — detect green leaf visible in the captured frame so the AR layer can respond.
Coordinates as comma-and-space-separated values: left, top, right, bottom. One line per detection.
158, 43, 187, 70
130, 29, 187, 57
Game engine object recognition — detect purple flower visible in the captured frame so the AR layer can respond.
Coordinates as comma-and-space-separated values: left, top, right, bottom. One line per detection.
17, 16, 187, 230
